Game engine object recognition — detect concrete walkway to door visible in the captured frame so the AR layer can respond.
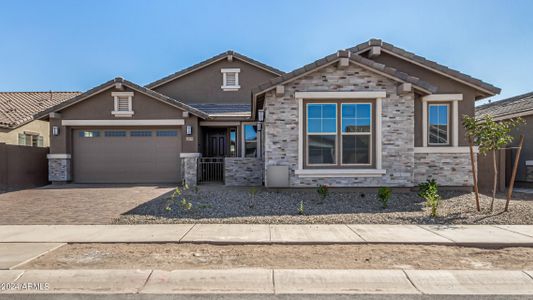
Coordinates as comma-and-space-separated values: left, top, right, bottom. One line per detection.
0, 184, 174, 225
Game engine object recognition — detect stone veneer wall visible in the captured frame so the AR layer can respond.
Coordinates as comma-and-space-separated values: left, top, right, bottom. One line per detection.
181, 156, 198, 186
413, 153, 473, 186
264, 63, 416, 187
225, 157, 263, 186
48, 158, 71, 182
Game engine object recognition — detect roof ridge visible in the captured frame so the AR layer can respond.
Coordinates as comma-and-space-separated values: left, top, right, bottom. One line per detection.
145, 50, 284, 89
477, 91, 533, 109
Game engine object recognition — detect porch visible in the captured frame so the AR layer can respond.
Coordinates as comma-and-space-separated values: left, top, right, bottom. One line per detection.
181, 123, 263, 186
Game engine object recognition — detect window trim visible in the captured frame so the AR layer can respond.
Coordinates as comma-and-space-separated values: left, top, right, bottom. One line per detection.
340, 103, 373, 166
427, 103, 450, 146
306, 103, 338, 166
221, 68, 241, 91
421, 94, 462, 147
241, 122, 259, 158
111, 91, 134, 117
296, 92, 384, 176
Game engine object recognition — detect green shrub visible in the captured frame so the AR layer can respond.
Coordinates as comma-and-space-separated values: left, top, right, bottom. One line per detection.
165, 184, 193, 212
316, 184, 329, 203
298, 200, 304, 215
418, 179, 440, 217
377, 187, 392, 209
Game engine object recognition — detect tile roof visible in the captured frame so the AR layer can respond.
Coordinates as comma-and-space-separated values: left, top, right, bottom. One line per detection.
190, 103, 251, 116
476, 91, 533, 120
252, 50, 438, 97
146, 50, 285, 89
0, 91, 80, 129
348, 39, 501, 95
35, 77, 210, 120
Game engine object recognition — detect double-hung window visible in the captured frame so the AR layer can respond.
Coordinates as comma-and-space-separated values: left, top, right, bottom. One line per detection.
428, 103, 449, 145
306, 102, 373, 167
307, 103, 337, 165
341, 103, 372, 165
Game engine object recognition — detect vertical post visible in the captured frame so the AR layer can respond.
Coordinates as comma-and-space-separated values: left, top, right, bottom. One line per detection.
505, 135, 524, 212
375, 97, 382, 169
468, 136, 480, 212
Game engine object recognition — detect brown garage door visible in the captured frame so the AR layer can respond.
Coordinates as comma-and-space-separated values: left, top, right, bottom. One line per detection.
73, 129, 181, 183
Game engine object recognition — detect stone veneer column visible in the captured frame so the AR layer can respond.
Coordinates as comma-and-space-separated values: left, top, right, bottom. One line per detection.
47, 154, 71, 183
180, 153, 201, 187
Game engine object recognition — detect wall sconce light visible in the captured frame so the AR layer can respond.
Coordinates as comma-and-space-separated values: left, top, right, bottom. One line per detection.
257, 123, 263, 131
258, 110, 265, 122
186, 125, 192, 135
52, 126, 60, 136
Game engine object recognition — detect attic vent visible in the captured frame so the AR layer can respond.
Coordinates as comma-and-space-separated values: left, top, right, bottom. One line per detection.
221, 68, 240, 91
111, 91, 134, 117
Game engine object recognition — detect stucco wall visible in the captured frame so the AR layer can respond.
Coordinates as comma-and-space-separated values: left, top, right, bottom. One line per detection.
0, 120, 50, 147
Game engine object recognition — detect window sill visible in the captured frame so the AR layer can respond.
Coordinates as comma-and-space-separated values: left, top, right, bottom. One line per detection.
111, 111, 134, 117
414, 147, 478, 154
221, 85, 240, 91
295, 168, 386, 178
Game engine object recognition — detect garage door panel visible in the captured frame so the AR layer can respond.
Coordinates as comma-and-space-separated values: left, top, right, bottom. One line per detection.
73, 129, 181, 183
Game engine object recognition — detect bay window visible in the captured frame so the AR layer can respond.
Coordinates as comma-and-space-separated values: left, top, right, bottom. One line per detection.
428, 103, 449, 145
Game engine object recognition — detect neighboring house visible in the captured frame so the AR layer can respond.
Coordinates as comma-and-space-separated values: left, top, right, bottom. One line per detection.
37, 39, 500, 187
0, 92, 80, 147
476, 91, 533, 186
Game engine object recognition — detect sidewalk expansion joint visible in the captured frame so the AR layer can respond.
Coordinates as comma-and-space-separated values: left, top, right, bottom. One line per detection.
495, 225, 533, 239
138, 269, 154, 293
415, 225, 456, 243
179, 224, 196, 242
344, 224, 366, 242
402, 269, 424, 295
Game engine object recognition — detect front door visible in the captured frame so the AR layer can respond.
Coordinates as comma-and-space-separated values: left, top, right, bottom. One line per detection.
205, 129, 227, 157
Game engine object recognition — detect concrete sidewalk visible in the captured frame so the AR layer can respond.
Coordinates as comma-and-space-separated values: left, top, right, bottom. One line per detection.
0, 224, 532, 246
0, 269, 532, 297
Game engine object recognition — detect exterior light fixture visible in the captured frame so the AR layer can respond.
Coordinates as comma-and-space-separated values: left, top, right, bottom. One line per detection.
186, 125, 192, 135
52, 126, 60, 136
258, 110, 265, 122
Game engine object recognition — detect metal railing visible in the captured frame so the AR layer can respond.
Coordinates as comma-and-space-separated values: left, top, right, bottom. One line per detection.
198, 157, 224, 184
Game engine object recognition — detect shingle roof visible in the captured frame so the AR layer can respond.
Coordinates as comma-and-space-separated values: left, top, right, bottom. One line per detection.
190, 103, 251, 117
146, 50, 284, 89
348, 39, 501, 95
476, 91, 533, 120
0, 91, 80, 129
35, 77, 210, 120
252, 50, 438, 97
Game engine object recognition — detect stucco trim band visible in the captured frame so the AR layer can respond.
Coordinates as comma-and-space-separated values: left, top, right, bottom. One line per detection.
414, 146, 478, 154
294, 91, 387, 99
61, 119, 184, 126
47, 154, 71, 159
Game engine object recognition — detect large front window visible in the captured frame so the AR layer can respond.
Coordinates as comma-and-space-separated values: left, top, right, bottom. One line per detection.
306, 102, 372, 166
428, 103, 449, 145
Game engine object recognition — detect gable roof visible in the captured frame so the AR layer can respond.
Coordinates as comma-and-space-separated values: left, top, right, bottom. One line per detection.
146, 50, 285, 89
476, 91, 533, 120
252, 50, 438, 97
0, 91, 80, 129
35, 77, 210, 120
348, 39, 501, 96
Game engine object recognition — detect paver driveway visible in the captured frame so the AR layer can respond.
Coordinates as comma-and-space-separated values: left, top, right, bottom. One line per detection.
0, 184, 174, 225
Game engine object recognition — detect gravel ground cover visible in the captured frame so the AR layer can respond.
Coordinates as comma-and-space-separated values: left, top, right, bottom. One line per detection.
20, 243, 533, 270
116, 187, 533, 225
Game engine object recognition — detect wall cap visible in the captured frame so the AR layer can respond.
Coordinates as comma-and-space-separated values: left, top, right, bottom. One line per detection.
47, 154, 71, 159
180, 153, 202, 158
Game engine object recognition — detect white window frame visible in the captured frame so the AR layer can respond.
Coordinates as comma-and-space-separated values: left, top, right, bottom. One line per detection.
306, 103, 338, 166
221, 68, 240, 91
241, 122, 259, 158
340, 103, 373, 166
111, 92, 134, 117
295, 91, 385, 177
421, 94, 462, 147
427, 103, 450, 146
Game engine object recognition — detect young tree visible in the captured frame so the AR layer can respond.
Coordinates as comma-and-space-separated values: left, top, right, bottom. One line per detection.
463, 115, 524, 212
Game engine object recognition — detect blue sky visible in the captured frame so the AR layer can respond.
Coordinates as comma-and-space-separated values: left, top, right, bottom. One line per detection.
0, 0, 532, 105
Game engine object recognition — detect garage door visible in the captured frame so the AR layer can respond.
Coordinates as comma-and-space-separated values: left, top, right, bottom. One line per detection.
73, 129, 181, 183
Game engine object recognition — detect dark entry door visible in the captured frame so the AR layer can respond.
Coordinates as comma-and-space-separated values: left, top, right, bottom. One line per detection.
206, 129, 227, 157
